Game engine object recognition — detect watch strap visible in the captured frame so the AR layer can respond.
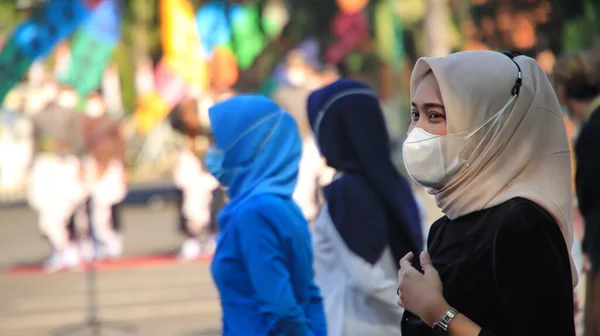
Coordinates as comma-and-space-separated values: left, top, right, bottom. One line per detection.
432, 307, 458, 334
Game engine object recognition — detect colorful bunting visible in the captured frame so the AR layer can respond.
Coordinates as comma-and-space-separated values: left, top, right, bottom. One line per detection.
60, 0, 121, 99
229, 4, 267, 70
134, 91, 171, 134
0, 0, 96, 102
154, 59, 188, 108
209, 46, 239, 90
196, 1, 231, 57
374, 0, 405, 71
336, 0, 369, 15
161, 0, 206, 86
0, 39, 33, 102
325, 11, 370, 65
81, 0, 121, 45
135, 0, 206, 133
261, 0, 289, 38
14, 0, 92, 60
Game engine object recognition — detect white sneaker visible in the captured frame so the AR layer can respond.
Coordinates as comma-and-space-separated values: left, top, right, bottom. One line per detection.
44, 244, 81, 273
43, 250, 64, 274
101, 234, 123, 260
79, 239, 95, 262
179, 238, 201, 261
62, 244, 81, 271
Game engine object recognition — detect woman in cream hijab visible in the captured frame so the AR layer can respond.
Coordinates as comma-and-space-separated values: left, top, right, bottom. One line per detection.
396, 50, 577, 335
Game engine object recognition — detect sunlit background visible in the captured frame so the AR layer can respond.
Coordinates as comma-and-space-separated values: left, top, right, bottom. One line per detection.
0, 0, 598, 335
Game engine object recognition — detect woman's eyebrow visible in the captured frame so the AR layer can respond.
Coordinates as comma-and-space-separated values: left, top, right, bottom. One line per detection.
411, 102, 445, 109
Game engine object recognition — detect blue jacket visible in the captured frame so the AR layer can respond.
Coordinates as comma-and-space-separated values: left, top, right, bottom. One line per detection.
208, 95, 327, 336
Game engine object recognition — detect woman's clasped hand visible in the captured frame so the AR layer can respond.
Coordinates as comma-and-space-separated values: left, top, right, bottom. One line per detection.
397, 251, 450, 327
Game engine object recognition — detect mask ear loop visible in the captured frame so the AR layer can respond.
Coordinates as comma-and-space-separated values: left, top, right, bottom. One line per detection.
511, 64, 523, 96
460, 52, 524, 165
501, 51, 523, 96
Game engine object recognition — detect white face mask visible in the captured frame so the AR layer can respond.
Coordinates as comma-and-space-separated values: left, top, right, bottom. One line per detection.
57, 93, 78, 108
402, 128, 467, 189
27, 99, 45, 114
287, 69, 307, 87
42, 85, 58, 103
86, 101, 104, 118
403, 95, 516, 189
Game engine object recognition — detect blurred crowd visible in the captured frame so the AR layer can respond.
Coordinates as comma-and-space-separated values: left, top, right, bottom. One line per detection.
0, 51, 345, 273
1, 78, 128, 272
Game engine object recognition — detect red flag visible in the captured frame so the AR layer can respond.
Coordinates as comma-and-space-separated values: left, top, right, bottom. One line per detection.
85, 0, 104, 9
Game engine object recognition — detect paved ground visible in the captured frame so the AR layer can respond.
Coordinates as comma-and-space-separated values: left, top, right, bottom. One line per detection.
0, 186, 444, 336
0, 203, 222, 336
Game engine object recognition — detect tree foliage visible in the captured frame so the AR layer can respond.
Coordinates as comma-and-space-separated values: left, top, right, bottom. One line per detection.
1, 0, 598, 112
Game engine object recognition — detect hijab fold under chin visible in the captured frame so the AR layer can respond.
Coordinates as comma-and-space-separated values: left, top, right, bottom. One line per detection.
411, 50, 577, 286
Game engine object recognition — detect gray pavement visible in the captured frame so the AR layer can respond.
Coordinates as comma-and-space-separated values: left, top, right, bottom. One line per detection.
0, 204, 222, 336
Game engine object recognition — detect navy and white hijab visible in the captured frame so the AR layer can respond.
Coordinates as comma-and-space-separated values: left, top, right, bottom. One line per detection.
307, 79, 423, 267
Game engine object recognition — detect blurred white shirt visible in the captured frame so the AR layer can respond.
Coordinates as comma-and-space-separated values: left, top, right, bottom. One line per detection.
293, 137, 335, 222
173, 149, 219, 229
312, 203, 403, 336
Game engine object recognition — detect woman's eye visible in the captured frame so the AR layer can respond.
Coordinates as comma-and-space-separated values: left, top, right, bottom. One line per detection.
428, 112, 445, 121
410, 111, 419, 121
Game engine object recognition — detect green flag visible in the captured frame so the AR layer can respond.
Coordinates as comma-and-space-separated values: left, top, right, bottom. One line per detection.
60, 31, 114, 100
374, 0, 405, 71
0, 39, 34, 103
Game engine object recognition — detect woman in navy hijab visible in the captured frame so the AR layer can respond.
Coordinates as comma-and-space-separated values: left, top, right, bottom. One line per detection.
206, 95, 327, 336
308, 79, 423, 336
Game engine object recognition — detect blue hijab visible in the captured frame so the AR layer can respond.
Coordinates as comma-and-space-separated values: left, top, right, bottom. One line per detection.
208, 95, 327, 336
209, 95, 302, 227
307, 79, 423, 265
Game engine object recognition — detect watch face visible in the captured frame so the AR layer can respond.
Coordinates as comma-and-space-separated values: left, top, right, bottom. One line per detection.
432, 324, 449, 336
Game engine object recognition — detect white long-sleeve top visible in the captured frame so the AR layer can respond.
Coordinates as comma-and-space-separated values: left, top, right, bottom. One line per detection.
312, 203, 403, 336
293, 137, 335, 222
173, 149, 219, 224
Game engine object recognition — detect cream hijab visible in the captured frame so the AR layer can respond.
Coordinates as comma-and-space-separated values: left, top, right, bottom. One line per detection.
411, 50, 576, 285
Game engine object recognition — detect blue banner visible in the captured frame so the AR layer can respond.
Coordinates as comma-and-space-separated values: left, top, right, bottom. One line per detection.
13, 0, 92, 60
82, 0, 121, 45
196, 1, 231, 56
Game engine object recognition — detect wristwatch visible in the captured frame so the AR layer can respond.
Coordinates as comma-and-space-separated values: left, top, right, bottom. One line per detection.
432, 307, 458, 335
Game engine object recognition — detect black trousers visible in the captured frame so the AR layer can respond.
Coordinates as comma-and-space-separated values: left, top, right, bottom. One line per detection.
68, 198, 121, 240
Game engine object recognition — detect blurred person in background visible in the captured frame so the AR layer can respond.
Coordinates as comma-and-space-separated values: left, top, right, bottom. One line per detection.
291, 127, 332, 225
397, 51, 575, 335
24, 80, 55, 116
79, 92, 127, 261
0, 90, 33, 192
307, 79, 423, 336
552, 50, 589, 334
207, 95, 327, 336
554, 49, 600, 336
40, 79, 59, 109
274, 51, 337, 132
172, 96, 219, 260
274, 52, 338, 224
28, 85, 85, 272
1, 89, 24, 123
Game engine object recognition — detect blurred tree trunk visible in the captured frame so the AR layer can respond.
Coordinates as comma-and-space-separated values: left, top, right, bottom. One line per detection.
130, 0, 155, 62
423, 0, 451, 57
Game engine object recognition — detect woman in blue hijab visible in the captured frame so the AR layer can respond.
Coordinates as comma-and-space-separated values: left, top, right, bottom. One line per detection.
206, 94, 327, 336
307, 79, 424, 336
